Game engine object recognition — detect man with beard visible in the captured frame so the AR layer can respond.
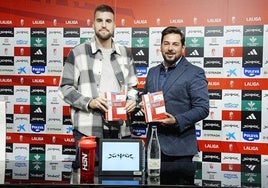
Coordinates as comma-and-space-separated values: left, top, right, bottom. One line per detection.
141, 26, 209, 163
58, 4, 138, 169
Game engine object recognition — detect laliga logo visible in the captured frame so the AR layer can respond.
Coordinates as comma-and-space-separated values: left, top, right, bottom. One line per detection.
82, 152, 88, 171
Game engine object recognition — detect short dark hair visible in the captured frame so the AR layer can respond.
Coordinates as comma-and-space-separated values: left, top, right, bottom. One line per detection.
94, 4, 115, 18
161, 26, 185, 46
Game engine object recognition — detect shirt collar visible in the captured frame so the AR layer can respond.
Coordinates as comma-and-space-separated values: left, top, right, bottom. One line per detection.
90, 37, 121, 55
161, 56, 183, 69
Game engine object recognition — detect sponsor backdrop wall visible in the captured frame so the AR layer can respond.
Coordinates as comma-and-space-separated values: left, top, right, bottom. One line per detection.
1, 0, 268, 185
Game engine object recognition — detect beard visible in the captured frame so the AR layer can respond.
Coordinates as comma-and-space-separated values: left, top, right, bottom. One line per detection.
162, 53, 180, 66
95, 31, 113, 41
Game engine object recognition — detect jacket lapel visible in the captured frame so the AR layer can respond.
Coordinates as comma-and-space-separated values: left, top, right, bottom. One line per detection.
162, 57, 188, 93
154, 65, 161, 92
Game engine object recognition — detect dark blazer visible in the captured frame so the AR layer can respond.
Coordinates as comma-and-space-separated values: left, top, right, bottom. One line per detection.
144, 56, 209, 156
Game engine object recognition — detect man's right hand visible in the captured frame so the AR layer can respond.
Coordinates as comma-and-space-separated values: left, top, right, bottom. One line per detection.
89, 97, 108, 112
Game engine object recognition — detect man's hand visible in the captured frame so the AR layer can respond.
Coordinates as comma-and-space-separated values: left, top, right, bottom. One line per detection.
139, 101, 145, 113
153, 112, 177, 126
89, 97, 108, 112
125, 100, 136, 113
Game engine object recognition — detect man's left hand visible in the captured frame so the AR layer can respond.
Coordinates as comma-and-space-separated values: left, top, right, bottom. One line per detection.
154, 112, 177, 126
125, 100, 136, 113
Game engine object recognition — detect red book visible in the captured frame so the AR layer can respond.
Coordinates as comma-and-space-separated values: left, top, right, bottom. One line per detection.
142, 91, 166, 123
105, 91, 127, 121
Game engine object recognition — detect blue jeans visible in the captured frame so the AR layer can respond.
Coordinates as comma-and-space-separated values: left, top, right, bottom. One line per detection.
72, 129, 87, 170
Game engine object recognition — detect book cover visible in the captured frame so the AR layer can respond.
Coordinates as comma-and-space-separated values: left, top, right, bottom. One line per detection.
105, 91, 127, 121
142, 91, 166, 123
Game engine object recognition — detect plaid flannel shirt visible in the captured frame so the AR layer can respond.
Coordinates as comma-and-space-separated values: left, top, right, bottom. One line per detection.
58, 38, 138, 137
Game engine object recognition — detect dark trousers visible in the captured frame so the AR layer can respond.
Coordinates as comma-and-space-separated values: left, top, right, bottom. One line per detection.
161, 151, 194, 162
160, 152, 196, 185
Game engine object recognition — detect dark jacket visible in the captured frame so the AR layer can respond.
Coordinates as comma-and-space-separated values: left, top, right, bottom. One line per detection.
144, 56, 209, 156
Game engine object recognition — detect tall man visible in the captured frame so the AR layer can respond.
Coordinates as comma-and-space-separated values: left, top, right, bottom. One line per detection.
58, 4, 138, 169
